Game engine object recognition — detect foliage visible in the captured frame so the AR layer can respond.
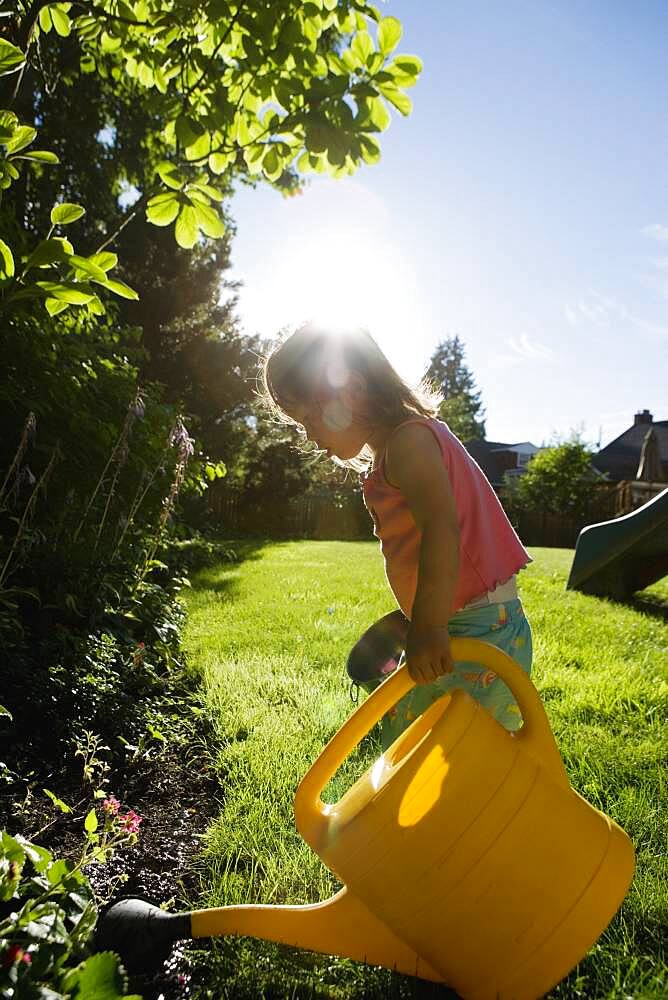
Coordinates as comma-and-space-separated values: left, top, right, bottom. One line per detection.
0, 359, 195, 771
0, 805, 142, 1000
425, 334, 486, 441
1, 0, 420, 321
206, 406, 370, 537
503, 438, 603, 519
0, 106, 139, 318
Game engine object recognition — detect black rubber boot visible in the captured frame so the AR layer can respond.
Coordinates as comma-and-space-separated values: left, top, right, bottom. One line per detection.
95, 898, 192, 975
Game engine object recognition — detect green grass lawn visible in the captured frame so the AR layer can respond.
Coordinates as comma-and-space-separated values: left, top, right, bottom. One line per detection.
181, 542, 667, 999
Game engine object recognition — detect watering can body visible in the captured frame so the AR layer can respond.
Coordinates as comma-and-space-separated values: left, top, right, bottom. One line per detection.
113, 638, 634, 998
293, 638, 636, 999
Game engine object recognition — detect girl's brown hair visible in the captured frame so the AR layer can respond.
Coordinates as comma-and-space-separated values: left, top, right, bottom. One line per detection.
261, 324, 441, 467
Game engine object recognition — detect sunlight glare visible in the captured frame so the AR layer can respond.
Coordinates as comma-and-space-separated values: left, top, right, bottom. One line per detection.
236, 180, 431, 384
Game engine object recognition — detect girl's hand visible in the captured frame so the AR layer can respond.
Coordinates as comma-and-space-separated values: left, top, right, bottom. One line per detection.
406, 624, 454, 684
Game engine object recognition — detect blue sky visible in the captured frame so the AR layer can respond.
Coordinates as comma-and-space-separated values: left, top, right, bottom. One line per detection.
226, 0, 667, 448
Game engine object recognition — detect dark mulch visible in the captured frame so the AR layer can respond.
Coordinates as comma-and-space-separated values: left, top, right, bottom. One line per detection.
88, 745, 221, 1000
1, 732, 221, 1000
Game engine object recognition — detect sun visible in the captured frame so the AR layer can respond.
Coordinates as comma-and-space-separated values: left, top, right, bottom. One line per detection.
236, 180, 430, 385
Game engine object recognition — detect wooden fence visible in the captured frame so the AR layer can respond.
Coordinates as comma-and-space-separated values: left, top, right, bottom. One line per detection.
207, 485, 372, 540
207, 480, 666, 547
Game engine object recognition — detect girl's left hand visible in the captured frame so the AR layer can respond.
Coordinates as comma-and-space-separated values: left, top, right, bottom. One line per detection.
405, 625, 454, 684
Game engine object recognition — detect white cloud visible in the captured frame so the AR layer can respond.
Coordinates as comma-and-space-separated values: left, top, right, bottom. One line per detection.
564, 290, 618, 327
506, 334, 556, 362
642, 223, 668, 242
639, 256, 668, 300
562, 290, 667, 341
564, 305, 578, 326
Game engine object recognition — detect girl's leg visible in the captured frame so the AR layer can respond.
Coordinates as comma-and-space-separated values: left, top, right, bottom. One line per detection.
380, 599, 533, 749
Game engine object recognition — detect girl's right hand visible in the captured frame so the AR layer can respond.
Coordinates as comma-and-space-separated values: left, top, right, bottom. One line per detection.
406, 624, 454, 684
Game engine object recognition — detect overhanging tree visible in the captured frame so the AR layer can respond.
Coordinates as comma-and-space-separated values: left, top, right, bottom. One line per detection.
1, 0, 422, 318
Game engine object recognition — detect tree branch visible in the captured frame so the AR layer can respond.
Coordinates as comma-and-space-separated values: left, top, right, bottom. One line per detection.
94, 190, 150, 254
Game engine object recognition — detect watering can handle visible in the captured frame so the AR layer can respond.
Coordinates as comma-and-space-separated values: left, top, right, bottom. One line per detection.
295, 637, 569, 833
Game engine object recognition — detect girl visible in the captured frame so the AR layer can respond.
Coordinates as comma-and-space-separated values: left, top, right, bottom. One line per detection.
262, 323, 532, 748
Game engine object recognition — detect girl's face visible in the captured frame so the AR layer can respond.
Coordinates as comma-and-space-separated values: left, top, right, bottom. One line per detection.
287, 391, 372, 461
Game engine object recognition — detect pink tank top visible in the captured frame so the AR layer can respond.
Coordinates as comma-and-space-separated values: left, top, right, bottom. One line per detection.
360, 417, 531, 617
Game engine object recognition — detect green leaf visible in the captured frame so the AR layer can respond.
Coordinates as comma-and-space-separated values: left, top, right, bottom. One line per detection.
68, 255, 108, 282
208, 152, 231, 174
138, 61, 154, 87
191, 201, 225, 239
388, 54, 423, 87
96, 277, 139, 300
262, 145, 282, 181
175, 114, 204, 148
51, 202, 86, 225
378, 84, 412, 116
84, 808, 98, 834
45, 296, 70, 316
367, 96, 391, 131
35, 281, 94, 304
359, 134, 380, 164
184, 131, 211, 162
0, 703, 12, 719
26, 237, 71, 268
5, 125, 37, 154
100, 31, 122, 53
43, 788, 72, 813
174, 204, 199, 248
0, 39, 26, 77
87, 294, 105, 316
13, 149, 59, 164
61, 952, 139, 1000
377, 16, 402, 55
14, 835, 52, 872
156, 160, 185, 190
50, 5, 72, 37
39, 7, 53, 32
351, 30, 373, 67
89, 251, 118, 272
146, 191, 180, 226
52, 236, 74, 255
0, 238, 14, 280
189, 181, 224, 201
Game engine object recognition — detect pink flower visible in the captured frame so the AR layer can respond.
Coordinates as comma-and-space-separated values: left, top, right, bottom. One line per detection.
1, 945, 31, 968
103, 795, 121, 816
119, 809, 142, 834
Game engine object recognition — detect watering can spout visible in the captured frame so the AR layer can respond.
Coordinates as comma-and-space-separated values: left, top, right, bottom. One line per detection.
190, 888, 445, 983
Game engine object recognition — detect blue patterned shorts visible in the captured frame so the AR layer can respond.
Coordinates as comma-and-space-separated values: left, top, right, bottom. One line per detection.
381, 598, 532, 750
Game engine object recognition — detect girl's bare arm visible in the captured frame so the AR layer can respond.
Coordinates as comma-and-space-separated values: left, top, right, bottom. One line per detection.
385, 423, 460, 683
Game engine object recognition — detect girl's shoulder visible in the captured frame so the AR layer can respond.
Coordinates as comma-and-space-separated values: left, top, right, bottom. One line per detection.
382, 417, 449, 487
385, 415, 456, 454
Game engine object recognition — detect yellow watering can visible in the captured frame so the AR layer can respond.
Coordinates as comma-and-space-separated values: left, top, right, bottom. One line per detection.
98, 638, 635, 999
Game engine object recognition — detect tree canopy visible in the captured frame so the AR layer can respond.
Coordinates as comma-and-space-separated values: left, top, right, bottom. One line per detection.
1, 0, 421, 320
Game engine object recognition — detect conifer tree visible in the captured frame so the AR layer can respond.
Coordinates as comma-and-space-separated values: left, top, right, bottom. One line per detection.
425, 335, 486, 441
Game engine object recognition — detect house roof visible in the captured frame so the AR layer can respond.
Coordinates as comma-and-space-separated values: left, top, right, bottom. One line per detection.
490, 442, 540, 454
465, 438, 540, 486
593, 419, 668, 481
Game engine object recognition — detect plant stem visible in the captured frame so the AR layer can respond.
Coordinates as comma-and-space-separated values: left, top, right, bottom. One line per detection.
0, 445, 57, 588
